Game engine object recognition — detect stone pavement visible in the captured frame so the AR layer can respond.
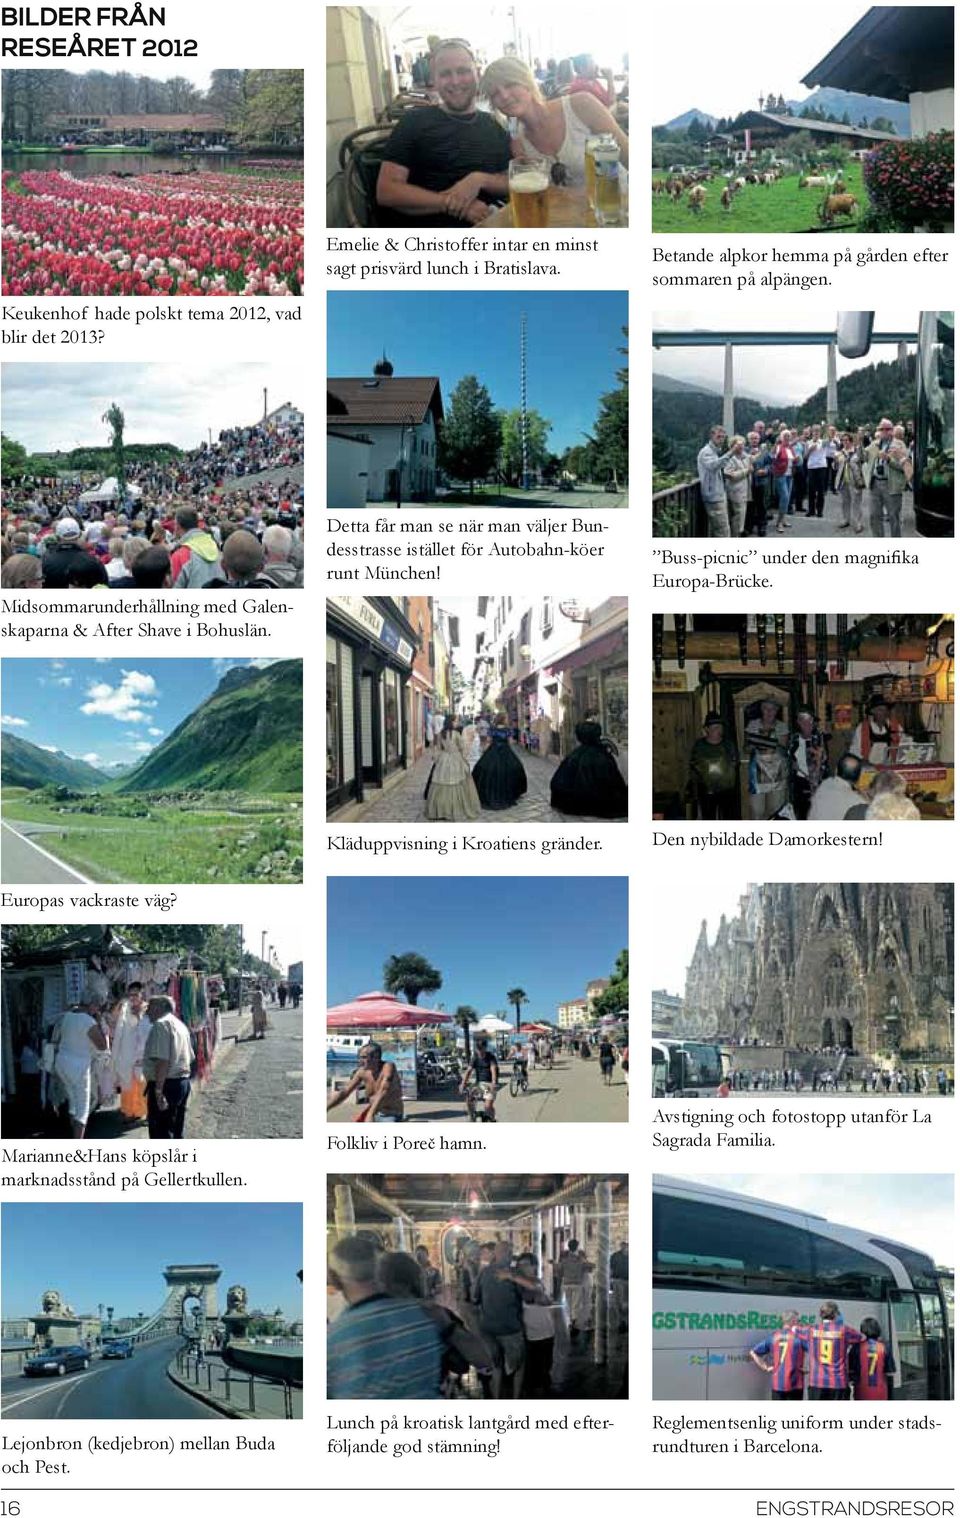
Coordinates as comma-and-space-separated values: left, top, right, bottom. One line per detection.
754, 492, 917, 538
85, 1004, 303, 1140
328, 1048, 628, 1124
333, 747, 627, 825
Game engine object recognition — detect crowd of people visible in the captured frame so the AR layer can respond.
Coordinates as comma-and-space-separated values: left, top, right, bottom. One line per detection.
423, 711, 628, 820
371, 39, 628, 228
696, 417, 915, 538
327, 1230, 628, 1399
750, 1302, 895, 1401
1, 415, 304, 589
721, 1063, 952, 1094
688, 694, 923, 822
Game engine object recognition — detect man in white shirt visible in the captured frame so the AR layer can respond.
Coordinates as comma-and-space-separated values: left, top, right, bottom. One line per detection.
807, 754, 864, 821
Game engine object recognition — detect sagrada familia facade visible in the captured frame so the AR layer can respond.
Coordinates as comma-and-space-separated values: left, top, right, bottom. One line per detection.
681, 884, 954, 1056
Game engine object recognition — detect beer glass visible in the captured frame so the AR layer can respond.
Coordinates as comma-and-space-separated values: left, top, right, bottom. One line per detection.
509, 157, 551, 228
593, 140, 622, 226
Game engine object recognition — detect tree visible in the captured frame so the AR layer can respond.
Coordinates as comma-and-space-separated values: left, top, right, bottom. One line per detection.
498, 407, 552, 484
101, 403, 125, 492
240, 69, 304, 144
506, 986, 529, 1032
455, 1005, 479, 1058
591, 326, 629, 484
207, 69, 245, 124
437, 375, 502, 495
1, 434, 28, 479
593, 949, 629, 1018
383, 952, 442, 1005
687, 115, 708, 143
870, 116, 896, 134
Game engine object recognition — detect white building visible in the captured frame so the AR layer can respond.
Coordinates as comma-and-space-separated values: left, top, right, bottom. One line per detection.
265, 402, 303, 428
327, 360, 443, 504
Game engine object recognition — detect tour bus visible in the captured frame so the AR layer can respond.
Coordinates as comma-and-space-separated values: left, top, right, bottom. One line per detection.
653, 1175, 953, 1400
837, 310, 954, 537
651, 1038, 724, 1096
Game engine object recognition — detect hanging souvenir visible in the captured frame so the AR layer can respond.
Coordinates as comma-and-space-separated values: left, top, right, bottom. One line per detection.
835, 614, 848, 677
756, 614, 767, 666
738, 616, 748, 665
675, 614, 687, 669
653, 615, 664, 678
815, 615, 829, 681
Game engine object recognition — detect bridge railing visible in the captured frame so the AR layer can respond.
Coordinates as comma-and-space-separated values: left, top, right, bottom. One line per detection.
175, 1346, 297, 1418
653, 479, 707, 537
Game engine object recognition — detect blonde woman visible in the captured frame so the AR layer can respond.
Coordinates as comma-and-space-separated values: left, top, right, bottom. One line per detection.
480, 56, 628, 186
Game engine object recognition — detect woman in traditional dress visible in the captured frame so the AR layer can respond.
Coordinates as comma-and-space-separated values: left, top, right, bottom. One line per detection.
424, 719, 481, 821
550, 718, 628, 818
472, 711, 528, 811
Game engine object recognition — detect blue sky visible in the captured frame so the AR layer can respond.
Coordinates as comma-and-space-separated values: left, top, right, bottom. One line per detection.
1, 658, 271, 771
1, 1204, 303, 1318
328, 876, 627, 1018
327, 291, 628, 452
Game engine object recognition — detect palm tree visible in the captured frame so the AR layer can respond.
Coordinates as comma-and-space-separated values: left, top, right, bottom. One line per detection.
506, 986, 529, 1033
383, 952, 443, 1005
454, 1005, 479, 1058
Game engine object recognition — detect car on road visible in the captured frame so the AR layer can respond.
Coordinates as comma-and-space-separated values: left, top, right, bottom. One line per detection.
101, 1339, 134, 1359
23, 1344, 90, 1377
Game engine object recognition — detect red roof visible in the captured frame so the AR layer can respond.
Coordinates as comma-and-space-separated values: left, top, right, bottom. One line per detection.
326, 376, 444, 427
327, 992, 450, 1028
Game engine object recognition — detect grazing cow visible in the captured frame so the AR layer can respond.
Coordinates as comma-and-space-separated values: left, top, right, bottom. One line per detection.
762, 171, 777, 185
720, 186, 733, 211
688, 185, 707, 213
819, 193, 859, 224
800, 174, 828, 188
733, 176, 746, 191
670, 180, 683, 201
745, 172, 759, 185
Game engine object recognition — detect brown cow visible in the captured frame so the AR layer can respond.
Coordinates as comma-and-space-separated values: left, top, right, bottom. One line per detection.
819, 193, 859, 224
720, 186, 733, 211
688, 185, 707, 213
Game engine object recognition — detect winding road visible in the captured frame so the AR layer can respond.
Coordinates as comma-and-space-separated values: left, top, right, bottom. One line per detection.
0, 1337, 222, 1420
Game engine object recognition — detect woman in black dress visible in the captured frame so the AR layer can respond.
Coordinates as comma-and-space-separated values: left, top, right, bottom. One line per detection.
550, 719, 628, 819
471, 711, 528, 811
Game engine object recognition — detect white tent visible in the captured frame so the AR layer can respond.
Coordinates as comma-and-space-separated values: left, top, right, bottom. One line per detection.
77, 476, 142, 504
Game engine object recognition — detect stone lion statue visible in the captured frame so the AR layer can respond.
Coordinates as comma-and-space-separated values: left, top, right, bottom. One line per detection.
41, 1289, 65, 1315
226, 1284, 248, 1314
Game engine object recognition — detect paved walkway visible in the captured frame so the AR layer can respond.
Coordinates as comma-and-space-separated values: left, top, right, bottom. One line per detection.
332, 747, 627, 825
754, 493, 918, 538
329, 1049, 628, 1124
169, 1349, 302, 1419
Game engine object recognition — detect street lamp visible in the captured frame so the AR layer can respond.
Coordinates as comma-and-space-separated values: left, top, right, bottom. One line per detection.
395, 415, 416, 508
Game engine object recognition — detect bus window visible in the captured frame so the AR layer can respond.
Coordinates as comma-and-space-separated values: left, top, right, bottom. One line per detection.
868, 1238, 941, 1292
811, 1234, 897, 1302
654, 1194, 815, 1295
917, 1291, 952, 1401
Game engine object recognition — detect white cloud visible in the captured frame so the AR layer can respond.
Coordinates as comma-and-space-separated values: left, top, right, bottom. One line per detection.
1, 714, 28, 728
128, 740, 155, 754
81, 753, 101, 764
52, 676, 73, 687
80, 670, 158, 724
148, 727, 164, 738
50, 661, 64, 671
38, 744, 59, 753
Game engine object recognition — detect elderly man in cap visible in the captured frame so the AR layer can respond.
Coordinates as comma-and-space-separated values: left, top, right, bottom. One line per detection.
863, 418, 910, 538
745, 697, 790, 820
40, 516, 88, 588
688, 711, 739, 819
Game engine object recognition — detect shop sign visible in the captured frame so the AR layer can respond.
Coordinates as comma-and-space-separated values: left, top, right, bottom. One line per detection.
330, 597, 413, 665
64, 959, 86, 1004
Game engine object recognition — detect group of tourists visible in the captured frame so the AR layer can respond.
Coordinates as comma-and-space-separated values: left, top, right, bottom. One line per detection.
373, 38, 627, 227
328, 1230, 628, 1399
750, 1303, 895, 1400
1, 415, 304, 589
696, 418, 914, 538
688, 694, 922, 822
423, 712, 628, 821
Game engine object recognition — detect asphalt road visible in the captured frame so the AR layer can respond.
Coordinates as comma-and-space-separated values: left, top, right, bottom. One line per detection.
0, 1337, 222, 1420
0, 820, 90, 884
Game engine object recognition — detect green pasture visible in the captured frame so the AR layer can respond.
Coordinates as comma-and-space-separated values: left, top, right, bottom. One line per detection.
651, 162, 867, 233
2, 788, 303, 885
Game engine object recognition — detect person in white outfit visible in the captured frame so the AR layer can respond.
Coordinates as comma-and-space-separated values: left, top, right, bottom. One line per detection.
480, 57, 628, 186
53, 1004, 108, 1137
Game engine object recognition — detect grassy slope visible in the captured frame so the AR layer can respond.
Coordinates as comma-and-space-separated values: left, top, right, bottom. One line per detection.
1, 789, 302, 884
115, 661, 303, 795
651, 162, 867, 233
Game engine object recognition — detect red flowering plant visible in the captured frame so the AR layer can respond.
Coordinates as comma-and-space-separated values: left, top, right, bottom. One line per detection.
2, 169, 304, 296
862, 131, 954, 232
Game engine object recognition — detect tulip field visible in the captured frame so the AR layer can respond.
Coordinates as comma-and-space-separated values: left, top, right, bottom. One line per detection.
2, 168, 304, 296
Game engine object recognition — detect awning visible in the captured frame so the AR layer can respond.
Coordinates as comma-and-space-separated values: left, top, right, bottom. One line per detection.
546, 627, 626, 677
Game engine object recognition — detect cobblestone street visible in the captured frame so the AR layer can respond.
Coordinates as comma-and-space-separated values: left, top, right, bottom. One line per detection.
333, 748, 627, 824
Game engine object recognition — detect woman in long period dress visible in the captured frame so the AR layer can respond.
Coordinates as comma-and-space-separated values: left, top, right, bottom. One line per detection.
462, 722, 483, 769
550, 719, 628, 819
425, 720, 481, 821
472, 712, 528, 811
